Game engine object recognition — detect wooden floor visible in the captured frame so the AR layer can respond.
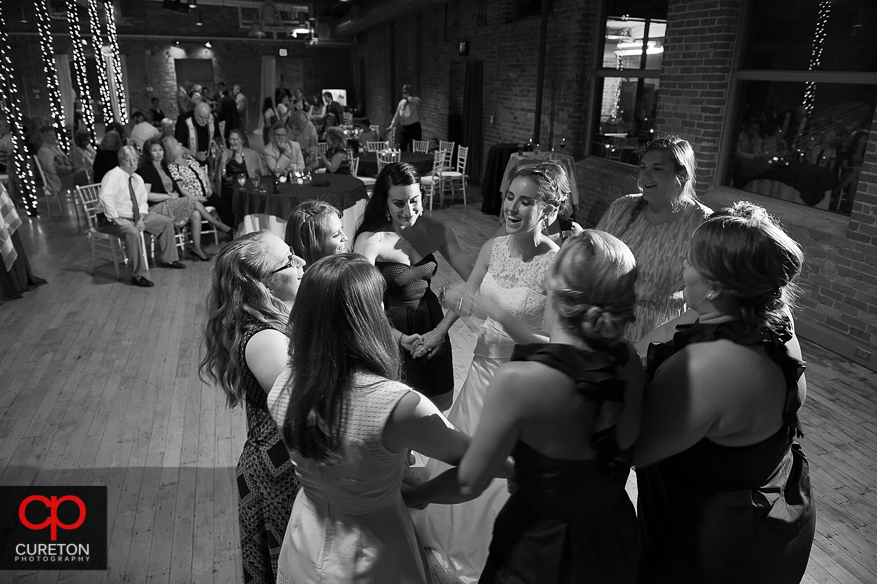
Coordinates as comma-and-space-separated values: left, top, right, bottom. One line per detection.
0, 188, 875, 583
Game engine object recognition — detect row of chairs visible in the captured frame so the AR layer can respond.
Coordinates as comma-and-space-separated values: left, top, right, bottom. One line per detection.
75, 183, 220, 280
422, 145, 468, 210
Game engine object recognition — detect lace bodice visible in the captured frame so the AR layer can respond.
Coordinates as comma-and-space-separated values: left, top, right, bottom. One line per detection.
476, 236, 556, 357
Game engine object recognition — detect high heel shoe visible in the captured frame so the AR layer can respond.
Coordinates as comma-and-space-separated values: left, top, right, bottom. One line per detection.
189, 247, 211, 261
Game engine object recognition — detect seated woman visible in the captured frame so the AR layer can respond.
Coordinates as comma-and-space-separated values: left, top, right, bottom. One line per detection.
215, 128, 266, 193
268, 254, 477, 583
199, 231, 304, 583
161, 135, 234, 230
69, 129, 96, 185
284, 200, 348, 267
357, 118, 380, 151
635, 202, 815, 583
404, 230, 644, 584
310, 127, 350, 175
136, 137, 231, 261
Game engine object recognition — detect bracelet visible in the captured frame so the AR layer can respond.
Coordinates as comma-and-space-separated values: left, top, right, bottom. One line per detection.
458, 296, 464, 314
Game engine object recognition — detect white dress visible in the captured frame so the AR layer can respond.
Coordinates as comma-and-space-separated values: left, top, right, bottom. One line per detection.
412, 236, 556, 583
269, 372, 428, 584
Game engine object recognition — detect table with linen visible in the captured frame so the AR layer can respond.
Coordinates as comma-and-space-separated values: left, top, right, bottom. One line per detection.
354, 151, 434, 178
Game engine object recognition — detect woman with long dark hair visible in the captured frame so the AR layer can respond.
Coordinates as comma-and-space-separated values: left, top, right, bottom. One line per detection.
269, 254, 472, 583
353, 162, 471, 411
199, 231, 305, 583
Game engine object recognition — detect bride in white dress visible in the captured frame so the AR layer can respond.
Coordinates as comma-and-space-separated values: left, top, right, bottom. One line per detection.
412, 162, 569, 583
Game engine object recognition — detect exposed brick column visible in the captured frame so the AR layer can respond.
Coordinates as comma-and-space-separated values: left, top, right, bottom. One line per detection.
656, 0, 742, 193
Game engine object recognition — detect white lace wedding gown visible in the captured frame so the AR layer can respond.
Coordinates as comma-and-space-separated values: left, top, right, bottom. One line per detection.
412, 235, 556, 583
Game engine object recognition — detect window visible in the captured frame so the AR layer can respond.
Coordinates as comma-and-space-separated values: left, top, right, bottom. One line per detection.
721, 0, 877, 215
590, 0, 668, 164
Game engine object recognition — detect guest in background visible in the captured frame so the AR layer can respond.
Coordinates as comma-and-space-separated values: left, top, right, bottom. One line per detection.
177, 82, 193, 114
137, 137, 231, 261
268, 253, 470, 584
262, 123, 305, 178
37, 126, 80, 195
635, 202, 815, 583
736, 120, 764, 160
216, 128, 265, 191
233, 84, 249, 133
159, 118, 175, 141
216, 88, 240, 144
284, 200, 348, 267
69, 130, 96, 185
389, 84, 422, 152
106, 121, 128, 145
405, 231, 644, 584
357, 118, 379, 150
290, 88, 309, 113
26, 116, 46, 155
311, 127, 350, 175
597, 136, 712, 342
275, 103, 290, 130
162, 135, 233, 229
175, 102, 222, 166
200, 231, 303, 583
93, 130, 123, 183
0, 119, 13, 172
148, 97, 165, 128
261, 97, 277, 146
98, 145, 184, 287
129, 111, 161, 150
288, 111, 320, 167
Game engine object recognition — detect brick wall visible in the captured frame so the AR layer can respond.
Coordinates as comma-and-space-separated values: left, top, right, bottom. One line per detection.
353, 0, 598, 180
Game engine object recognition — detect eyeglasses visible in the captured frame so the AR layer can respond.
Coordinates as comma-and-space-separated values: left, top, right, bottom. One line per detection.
270, 254, 305, 274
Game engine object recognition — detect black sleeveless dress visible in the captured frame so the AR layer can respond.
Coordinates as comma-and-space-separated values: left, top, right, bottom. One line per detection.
376, 253, 453, 397
636, 320, 816, 584
479, 343, 639, 584
237, 324, 300, 584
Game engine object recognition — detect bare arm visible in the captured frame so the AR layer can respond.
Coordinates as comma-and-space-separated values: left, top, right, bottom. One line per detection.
634, 309, 699, 359
244, 329, 290, 393
382, 390, 468, 465
437, 221, 473, 281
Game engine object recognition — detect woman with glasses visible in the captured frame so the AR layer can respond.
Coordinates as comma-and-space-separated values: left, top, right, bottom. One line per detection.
597, 136, 712, 342
200, 231, 305, 584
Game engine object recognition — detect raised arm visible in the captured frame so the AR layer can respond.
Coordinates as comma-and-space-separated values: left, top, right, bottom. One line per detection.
437, 221, 473, 281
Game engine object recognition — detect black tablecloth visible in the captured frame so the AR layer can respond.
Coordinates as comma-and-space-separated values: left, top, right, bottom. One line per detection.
481, 143, 519, 215
739, 159, 836, 206
232, 174, 368, 225
355, 152, 434, 178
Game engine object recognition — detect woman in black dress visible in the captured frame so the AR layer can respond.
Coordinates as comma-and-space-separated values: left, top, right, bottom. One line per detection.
634, 201, 815, 583
354, 162, 472, 410
404, 230, 645, 583
199, 231, 305, 583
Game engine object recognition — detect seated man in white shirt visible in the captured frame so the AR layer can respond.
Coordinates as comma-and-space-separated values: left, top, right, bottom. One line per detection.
98, 146, 185, 287
129, 111, 160, 150
262, 123, 305, 177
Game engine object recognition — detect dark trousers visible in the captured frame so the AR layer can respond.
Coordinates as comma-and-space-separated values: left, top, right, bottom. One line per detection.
399, 122, 422, 152
209, 192, 235, 229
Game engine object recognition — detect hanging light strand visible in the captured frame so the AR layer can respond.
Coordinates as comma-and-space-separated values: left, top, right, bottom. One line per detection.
0, 3, 39, 215
36, 0, 68, 152
104, 2, 128, 124
803, 0, 832, 114
87, 0, 113, 125
67, 0, 96, 146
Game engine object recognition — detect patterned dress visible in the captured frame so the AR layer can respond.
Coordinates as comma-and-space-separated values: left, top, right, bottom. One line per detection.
597, 194, 711, 341
237, 324, 300, 584
166, 155, 211, 198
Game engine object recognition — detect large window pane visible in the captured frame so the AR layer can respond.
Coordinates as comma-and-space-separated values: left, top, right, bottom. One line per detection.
592, 76, 660, 164
741, 1, 877, 72
722, 80, 877, 214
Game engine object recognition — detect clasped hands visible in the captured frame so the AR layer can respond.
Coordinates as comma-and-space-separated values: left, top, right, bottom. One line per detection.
400, 330, 444, 360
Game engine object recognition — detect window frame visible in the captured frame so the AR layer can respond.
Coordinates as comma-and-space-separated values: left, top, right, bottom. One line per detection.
586, 1, 666, 159
716, 0, 877, 224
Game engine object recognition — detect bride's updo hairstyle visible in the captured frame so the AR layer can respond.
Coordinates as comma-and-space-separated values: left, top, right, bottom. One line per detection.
688, 201, 803, 335
548, 230, 638, 346
509, 161, 569, 221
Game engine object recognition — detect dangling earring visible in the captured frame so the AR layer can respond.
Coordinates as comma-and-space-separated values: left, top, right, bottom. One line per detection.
706, 290, 717, 301
385, 208, 391, 222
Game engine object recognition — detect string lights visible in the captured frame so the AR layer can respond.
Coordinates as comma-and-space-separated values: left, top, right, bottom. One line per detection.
0, 3, 39, 215
104, 1, 128, 124
67, 0, 96, 145
803, 0, 831, 114
36, 0, 68, 152
87, 0, 113, 125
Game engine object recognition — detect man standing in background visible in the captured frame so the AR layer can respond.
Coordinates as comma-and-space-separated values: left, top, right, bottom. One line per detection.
388, 84, 422, 152
233, 85, 249, 133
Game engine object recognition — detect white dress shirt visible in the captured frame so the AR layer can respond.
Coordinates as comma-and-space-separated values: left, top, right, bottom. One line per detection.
99, 165, 149, 220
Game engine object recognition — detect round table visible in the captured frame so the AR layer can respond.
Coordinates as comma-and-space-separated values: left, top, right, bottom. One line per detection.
232, 174, 369, 240
354, 152, 434, 178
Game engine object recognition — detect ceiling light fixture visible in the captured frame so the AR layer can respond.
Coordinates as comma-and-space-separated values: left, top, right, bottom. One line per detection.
188, 0, 197, 8
205, 41, 212, 48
